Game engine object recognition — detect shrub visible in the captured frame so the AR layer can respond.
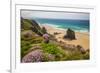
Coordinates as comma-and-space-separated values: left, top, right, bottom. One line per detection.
64, 49, 90, 60
83, 51, 90, 59
30, 37, 43, 44
22, 50, 44, 63
22, 19, 33, 30
42, 27, 47, 34
21, 40, 32, 59
65, 51, 83, 60
41, 43, 66, 61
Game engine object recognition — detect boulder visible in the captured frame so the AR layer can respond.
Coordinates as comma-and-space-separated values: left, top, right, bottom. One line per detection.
21, 18, 43, 36
64, 28, 76, 40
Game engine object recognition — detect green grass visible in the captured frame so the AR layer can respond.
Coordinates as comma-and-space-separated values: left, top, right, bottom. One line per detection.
30, 37, 43, 44
21, 37, 90, 61
40, 43, 67, 61
21, 40, 32, 59
40, 42, 89, 61
22, 19, 33, 30
21, 30, 44, 60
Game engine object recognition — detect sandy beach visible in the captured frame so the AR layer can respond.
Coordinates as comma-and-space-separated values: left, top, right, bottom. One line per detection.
41, 25, 89, 50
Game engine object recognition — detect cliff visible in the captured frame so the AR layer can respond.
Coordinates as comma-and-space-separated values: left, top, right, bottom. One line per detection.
21, 18, 43, 36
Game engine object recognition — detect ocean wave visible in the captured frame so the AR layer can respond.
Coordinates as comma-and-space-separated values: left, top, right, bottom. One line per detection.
41, 23, 89, 33
41, 23, 59, 28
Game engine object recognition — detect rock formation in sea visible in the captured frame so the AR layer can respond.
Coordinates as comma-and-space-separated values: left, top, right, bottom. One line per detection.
64, 28, 76, 40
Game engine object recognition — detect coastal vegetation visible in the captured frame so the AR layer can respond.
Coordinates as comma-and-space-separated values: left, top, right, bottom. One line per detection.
21, 18, 89, 63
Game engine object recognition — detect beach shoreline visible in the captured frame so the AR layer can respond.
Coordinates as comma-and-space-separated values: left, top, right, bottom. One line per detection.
41, 24, 89, 50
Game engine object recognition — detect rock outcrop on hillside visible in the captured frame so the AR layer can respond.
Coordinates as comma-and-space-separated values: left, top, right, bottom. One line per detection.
21, 18, 44, 36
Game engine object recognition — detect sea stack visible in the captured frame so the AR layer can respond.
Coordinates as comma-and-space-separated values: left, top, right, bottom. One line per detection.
64, 28, 76, 40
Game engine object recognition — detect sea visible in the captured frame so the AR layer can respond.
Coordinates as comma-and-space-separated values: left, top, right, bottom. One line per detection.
33, 18, 90, 33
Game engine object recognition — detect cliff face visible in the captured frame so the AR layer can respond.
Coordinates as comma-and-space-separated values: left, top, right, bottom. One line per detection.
21, 18, 43, 36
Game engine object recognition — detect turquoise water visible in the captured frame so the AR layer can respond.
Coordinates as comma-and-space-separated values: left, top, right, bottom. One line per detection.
33, 18, 89, 33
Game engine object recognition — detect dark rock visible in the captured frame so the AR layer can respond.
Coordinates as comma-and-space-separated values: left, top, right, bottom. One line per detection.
31, 20, 43, 36
21, 17, 43, 36
64, 28, 76, 40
